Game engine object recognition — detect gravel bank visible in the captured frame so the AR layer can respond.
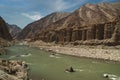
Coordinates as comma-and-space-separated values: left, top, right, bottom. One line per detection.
28, 41, 120, 62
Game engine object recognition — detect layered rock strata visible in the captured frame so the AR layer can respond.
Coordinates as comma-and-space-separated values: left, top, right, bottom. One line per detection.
31, 2, 120, 45
33, 20, 120, 45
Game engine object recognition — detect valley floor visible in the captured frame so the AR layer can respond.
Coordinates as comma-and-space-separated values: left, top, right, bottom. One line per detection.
27, 41, 120, 62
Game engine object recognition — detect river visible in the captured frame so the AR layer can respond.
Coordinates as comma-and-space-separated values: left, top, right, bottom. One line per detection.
0, 45, 120, 80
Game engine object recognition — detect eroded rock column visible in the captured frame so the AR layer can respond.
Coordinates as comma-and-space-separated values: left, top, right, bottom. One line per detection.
57, 29, 66, 43
104, 23, 115, 39
66, 28, 72, 42
78, 30, 82, 40
82, 29, 87, 41
72, 29, 79, 41
111, 21, 120, 42
96, 24, 104, 40
86, 29, 91, 40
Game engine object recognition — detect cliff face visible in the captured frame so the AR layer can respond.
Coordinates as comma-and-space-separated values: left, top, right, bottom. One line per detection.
17, 12, 70, 39
0, 17, 12, 40
32, 2, 120, 45
7, 24, 21, 39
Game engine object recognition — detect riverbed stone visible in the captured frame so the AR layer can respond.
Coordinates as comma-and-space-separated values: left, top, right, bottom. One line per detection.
0, 59, 29, 80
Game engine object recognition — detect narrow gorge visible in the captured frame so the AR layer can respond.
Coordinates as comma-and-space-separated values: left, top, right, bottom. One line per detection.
0, 1, 120, 80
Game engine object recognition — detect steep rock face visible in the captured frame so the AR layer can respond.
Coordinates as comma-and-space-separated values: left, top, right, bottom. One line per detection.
17, 12, 70, 39
0, 17, 12, 40
33, 2, 120, 45
7, 24, 21, 39
111, 21, 120, 42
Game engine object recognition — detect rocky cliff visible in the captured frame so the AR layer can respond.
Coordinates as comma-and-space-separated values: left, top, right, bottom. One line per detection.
32, 2, 120, 45
7, 24, 21, 39
17, 12, 70, 39
0, 17, 12, 40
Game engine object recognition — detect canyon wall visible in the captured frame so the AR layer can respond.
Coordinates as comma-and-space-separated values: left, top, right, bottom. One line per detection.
33, 20, 120, 45
0, 17, 12, 40
20, 2, 120, 45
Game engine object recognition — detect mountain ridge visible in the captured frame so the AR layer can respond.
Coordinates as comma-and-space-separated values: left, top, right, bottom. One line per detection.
7, 24, 21, 39
18, 2, 120, 45
17, 12, 70, 39
0, 16, 12, 40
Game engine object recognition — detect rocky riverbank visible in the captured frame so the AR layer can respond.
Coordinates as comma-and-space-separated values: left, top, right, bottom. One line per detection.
0, 59, 29, 80
0, 47, 6, 55
0, 38, 15, 55
28, 40, 120, 62
0, 39, 30, 80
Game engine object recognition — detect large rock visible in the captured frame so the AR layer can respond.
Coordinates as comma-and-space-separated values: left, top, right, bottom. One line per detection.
0, 59, 29, 80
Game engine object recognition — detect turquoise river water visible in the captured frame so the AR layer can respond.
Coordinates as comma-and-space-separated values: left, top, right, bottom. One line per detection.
0, 45, 120, 80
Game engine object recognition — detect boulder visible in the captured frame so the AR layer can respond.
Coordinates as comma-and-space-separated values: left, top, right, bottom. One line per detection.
0, 59, 29, 80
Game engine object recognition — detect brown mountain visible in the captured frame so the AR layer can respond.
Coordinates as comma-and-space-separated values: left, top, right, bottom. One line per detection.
0, 16, 12, 40
32, 2, 120, 45
17, 12, 70, 39
7, 24, 21, 39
